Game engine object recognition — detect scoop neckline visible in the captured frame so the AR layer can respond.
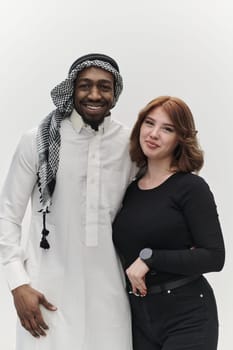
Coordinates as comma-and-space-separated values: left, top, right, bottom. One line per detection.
136, 172, 181, 191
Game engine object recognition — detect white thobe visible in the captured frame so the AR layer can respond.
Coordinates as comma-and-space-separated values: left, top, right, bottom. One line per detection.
0, 110, 136, 350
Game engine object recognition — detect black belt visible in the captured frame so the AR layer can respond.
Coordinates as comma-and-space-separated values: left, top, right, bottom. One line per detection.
128, 275, 201, 296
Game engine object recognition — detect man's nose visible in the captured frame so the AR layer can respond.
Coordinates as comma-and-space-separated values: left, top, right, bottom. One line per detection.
88, 86, 101, 99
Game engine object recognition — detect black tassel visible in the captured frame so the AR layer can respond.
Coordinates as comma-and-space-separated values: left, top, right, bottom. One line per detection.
40, 211, 50, 249
40, 236, 50, 249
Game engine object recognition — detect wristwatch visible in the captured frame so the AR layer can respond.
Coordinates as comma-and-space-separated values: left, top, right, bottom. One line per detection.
139, 248, 154, 268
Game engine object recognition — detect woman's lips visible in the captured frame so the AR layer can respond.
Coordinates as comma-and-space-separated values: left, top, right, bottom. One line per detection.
145, 140, 160, 149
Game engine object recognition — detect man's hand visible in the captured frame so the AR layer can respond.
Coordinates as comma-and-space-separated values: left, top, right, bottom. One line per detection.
126, 257, 149, 296
12, 284, 57, 338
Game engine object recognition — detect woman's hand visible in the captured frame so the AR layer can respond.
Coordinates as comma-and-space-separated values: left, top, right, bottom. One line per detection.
126, 257, 149, 296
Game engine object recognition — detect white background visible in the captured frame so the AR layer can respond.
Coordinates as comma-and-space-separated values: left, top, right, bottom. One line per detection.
0, 1, 232, 349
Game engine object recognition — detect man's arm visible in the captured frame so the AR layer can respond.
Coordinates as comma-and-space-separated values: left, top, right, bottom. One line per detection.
0, 131, 56, 337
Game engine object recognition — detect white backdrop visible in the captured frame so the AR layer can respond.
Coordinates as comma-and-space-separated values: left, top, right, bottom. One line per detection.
0, 1, 232, 349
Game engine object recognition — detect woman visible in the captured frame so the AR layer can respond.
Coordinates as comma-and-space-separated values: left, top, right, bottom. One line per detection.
112, 96, 225, 350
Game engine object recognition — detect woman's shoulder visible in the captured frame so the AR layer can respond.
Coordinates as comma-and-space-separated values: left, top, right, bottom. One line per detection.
173, 172, 214, 205
175, 172, 209, 189
122, 177, 139, 200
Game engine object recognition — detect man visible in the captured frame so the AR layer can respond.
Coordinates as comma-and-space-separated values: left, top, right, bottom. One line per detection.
0, 54, 136, 350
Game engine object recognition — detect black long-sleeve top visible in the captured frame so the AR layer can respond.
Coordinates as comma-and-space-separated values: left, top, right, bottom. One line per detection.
112, 172, 225, 286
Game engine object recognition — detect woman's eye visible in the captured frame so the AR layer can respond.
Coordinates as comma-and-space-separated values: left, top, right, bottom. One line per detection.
144, 119, 154, 126
163, 127, 175, 133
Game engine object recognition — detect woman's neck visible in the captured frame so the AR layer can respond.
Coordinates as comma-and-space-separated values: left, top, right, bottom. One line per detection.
139, 159, 177, 189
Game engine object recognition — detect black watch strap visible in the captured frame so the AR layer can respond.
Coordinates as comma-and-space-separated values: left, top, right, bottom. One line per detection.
139, 248, 154, 268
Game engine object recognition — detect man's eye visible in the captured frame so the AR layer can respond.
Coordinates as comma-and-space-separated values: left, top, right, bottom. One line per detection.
100, 85, 112, 91
78, 83, 90, 90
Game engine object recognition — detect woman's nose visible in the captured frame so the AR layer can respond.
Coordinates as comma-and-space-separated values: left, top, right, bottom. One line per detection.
149, 127, 159, 138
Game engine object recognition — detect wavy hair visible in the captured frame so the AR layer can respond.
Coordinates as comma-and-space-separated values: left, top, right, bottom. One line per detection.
130, 96, 204, 173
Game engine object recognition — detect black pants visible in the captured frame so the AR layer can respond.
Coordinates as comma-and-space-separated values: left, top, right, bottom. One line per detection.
129, 276, 218, 350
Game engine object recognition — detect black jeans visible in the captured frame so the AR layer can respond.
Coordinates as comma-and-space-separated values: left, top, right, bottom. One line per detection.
129, 276, 219, 350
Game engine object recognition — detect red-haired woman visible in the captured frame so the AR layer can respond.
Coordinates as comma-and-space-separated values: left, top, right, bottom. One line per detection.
113, 96, 225, 350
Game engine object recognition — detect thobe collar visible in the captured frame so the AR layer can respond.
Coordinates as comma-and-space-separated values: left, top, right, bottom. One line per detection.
70, 108, 111, 134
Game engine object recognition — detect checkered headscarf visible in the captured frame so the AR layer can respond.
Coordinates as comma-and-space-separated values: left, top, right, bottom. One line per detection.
36, 53, 123, 248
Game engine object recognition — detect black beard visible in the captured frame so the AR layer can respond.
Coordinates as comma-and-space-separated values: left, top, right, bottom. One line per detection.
82, 116, 103, 131
75, 108, 111, 131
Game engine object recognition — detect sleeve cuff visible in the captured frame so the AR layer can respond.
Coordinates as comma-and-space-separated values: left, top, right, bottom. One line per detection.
3, 260, 30, 291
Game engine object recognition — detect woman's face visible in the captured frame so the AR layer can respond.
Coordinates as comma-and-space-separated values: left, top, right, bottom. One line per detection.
139, 106, 179, 163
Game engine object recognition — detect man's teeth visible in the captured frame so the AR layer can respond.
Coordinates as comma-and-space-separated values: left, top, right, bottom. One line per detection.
86, 105, 102, 110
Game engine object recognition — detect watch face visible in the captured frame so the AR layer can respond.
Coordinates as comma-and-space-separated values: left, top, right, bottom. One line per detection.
140, 248, 153, 260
